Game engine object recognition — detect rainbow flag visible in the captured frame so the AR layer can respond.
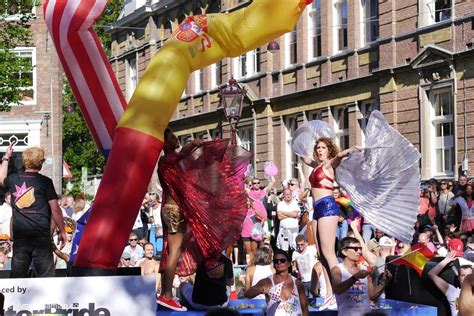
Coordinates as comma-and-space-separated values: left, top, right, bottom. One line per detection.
392, 243, 435, 276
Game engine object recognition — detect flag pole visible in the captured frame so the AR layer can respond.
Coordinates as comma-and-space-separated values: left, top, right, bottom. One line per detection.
375, 248, 421, 270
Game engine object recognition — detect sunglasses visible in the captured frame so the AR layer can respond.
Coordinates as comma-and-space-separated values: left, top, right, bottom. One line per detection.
273, 258, 288, 265
252, 182, 260, 185
345, 246, 362, 252
289, 183, 296, 186
129, 238, 138, 241
296, 243, 305, 247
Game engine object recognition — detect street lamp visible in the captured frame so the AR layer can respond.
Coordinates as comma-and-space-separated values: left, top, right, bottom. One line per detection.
219, 78, 246, 146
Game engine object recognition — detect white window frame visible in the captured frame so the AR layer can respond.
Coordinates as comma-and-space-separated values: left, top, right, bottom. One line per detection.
308, 0, 322, 61
194, 69, 203, 93
430, 87, 455, 176
126, 57, 137, 101
333, 0, 348, 53
237, 126, 254, 152
359, 100, 379, 145
333, 106, 349, 150
11, 47, 36, 105
195, 130, 211, 141
285, 29, 297, 68
419, 0, 452, 27
0, 120, 42, 152
233, 49, 259, 79
307, 109, 323, 121
360, 0, 378, 46
284, 115, 299, 180
210, 64, 217, 88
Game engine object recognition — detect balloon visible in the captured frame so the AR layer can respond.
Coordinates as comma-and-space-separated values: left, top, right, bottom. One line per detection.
44, 0, 126, 155
264, 161, 279, 177
46, 0, 310, 272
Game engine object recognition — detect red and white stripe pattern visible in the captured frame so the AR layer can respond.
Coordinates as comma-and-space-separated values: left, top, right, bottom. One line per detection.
44, 0, 126, 153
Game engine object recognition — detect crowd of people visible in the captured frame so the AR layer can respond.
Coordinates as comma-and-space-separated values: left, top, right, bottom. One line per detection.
1, 138, 474, 315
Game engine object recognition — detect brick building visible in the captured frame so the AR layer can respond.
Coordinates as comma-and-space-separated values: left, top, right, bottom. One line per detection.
110, 0, 474, 183
0, 4, 63, 190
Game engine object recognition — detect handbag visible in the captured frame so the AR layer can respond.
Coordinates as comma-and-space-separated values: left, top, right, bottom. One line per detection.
251, 222, 264, 241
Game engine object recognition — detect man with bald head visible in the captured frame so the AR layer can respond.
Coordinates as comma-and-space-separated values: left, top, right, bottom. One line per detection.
277, 188, 300, 251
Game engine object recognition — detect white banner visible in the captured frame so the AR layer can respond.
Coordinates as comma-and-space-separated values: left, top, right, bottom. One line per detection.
1, 275, 156, 316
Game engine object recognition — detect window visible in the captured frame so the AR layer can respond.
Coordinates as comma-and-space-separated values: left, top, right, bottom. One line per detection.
210, 128, 221, 141
194, 69, 204, 93
359, 100, 379, 144
435, 0, 451, 22
234, 49, 260, 79
237, 126, 254, 152
361, 0, 378, 45
11, 48, 36, 104
126, 57, 137, 101
420, 0, 451, 27
211, 62, 222, 88
308, 0, 322, 60
285, 28, 298, 67
334, 0, 348, 52
195, 131, 211, 141
284, 116, 299, 180
333, 106, 349, 150
431, 89, 454, 174
307, 109, 323, 121
2, 1, 36, 20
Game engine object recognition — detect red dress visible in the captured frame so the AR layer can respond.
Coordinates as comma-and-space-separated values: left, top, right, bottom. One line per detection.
158, 139, 252, 276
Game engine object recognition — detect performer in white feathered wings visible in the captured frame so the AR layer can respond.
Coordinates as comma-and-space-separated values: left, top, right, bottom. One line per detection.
293, 110, 421, 285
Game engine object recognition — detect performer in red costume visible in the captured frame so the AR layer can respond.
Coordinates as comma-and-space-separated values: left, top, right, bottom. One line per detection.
157, 129, 251, 311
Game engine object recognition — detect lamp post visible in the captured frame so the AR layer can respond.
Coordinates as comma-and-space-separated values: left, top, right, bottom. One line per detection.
219, 78, 246, 146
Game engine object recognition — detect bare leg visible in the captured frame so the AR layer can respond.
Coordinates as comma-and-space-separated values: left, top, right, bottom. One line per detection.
243, 240, 252, 264
317, 216, 339, 275
162, 232, 184, 299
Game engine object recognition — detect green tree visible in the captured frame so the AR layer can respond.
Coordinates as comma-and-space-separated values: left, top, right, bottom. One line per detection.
0, 1, 37, 111
62, 0, 124, 191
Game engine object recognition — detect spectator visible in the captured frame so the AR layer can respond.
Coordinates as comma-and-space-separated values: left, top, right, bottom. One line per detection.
0, 144, 67, 278
0, 246, 11, 270
244, 249, 309, 316
60, 195, 74, 218
299, 211, 316, 246
453, 175, 468, 196
459, 273, 474, 315
449, 184, 474, 232
438, 180, 455, 224
140, 243, 161, 291
241, 198, 266, 264
71, 199, 86, 222
180, 255, 233, 310
418, 232, 437, 254
123, 232, 144, 266
149, 191, 163, 255
276, 189, 300, 251
245, 176, 275, 237
244, 246, 274, 299
119, 252, 133, 268
332, 237, 392, 316
0, 192, 12, 237
53, 230, 73, 270
333, 188, 348, 241
428, 251, 473, 316
292, 235, 318, 298
361, 218, 376, 244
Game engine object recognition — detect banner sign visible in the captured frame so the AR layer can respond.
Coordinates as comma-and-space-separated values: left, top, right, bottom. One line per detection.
1, 275, 156, 315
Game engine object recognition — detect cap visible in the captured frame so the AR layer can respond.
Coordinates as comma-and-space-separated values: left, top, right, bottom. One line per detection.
448, 238, 464, 257
121, 252, 131, 260
367, 239, 379, 251
379, 236, 395, 247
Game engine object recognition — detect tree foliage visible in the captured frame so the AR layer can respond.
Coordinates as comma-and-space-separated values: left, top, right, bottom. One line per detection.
0, 1, 37, 110
62, 0, 124, 191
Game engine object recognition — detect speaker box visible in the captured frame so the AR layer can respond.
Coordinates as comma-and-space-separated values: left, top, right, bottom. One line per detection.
385, 256, 456, 316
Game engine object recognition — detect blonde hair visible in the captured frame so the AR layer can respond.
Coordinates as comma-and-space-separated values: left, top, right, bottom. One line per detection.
22, 147, 45, 170
73, 199, 86, 214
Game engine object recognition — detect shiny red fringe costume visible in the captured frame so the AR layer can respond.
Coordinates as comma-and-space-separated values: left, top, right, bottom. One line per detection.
158, 139, 251, 276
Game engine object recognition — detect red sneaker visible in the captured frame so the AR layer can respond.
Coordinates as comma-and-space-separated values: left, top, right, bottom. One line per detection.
156, 295, 187, 311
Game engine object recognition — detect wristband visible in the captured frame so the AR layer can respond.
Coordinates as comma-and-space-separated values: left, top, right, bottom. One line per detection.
1, 156, 9, 162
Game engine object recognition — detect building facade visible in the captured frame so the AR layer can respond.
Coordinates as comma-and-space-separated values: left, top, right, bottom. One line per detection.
0, 4, 63, 190
110, 0, 474, 183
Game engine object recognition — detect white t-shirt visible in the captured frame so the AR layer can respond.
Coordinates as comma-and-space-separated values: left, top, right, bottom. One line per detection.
292, 245, 318, 282
277, 200, 299, 229
335, 263, 370, 316
445, 284, 461, 316
124, 245, 144, 266
0, 203, 12, 236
